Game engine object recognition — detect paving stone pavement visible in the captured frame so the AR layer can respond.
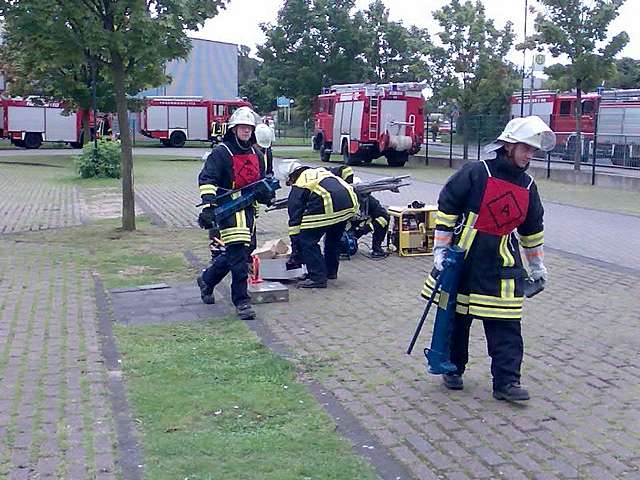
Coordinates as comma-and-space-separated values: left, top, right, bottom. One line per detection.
0, 167, 86, 234
0, 239, 119, 479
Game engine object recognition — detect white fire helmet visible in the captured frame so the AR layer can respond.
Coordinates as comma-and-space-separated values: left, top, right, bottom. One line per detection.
486, 115, 556, 153
276, 159, 303, 181
227, 106, 257, 129
255, 123, 274, 148
352, 176, 363, 185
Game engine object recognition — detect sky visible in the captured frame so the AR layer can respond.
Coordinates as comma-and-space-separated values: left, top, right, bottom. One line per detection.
193, 0, 639, 69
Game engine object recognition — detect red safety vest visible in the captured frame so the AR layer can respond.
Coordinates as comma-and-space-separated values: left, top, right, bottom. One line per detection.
474, 160, 531, 236
222, 145, 261, 188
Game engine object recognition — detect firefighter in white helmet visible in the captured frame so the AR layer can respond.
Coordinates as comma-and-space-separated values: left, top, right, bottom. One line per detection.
196, 106, 273, 320
254, 123, 274, 175
420, 115, 556, 402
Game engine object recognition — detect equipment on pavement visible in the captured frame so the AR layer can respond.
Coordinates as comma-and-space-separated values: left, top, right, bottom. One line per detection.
197, 176, 280, 227
387, 204, 437, 256
406, 245, 466, 375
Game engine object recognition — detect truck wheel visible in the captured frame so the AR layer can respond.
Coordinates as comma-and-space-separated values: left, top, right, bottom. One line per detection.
320, 143, 331, 162
386, 151, 408, 167
169, 131, 186, 148
342, 141, 361, 166
313, 133, 323, 151
23, 133, 42, 149
12, 140, 25, 148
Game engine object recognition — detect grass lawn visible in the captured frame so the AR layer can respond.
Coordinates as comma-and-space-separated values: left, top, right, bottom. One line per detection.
115, 321, 379, 480
274, 148, 640, 217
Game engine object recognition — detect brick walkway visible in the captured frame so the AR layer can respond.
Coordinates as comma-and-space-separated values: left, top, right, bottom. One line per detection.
0, 240, 118, 479
0, 168, 85, 233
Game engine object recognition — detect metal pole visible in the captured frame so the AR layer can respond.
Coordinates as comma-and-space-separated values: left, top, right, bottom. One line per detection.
529, 61, 535, 116
546, 152, 551, 179
92, 59, 98, 154
449, 113, 454, 168
591, 112, 599, 185
520, 0, 528, 117
425, 114, 429, 166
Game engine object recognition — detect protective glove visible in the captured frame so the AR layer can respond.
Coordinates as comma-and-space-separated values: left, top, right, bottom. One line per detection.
432, 246, 446, 271
529, 263, 548, 282
198, 207, 215, 230
432, 229, 453, 272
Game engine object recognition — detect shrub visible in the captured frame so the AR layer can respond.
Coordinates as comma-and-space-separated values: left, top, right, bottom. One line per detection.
75, 139, 122, 178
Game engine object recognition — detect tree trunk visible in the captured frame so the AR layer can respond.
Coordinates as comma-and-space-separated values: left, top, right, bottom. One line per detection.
82, 110, 91, 145
573, 78, 582, 171
110, 51, 136, 231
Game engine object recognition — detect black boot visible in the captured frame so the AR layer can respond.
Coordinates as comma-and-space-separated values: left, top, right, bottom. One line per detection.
370, 248, 387, 258
493, 383, 530, 402
197, 275, 215, 305
236, 303, 256, 320
442, 373, 463, 390
296, 278, 327, 288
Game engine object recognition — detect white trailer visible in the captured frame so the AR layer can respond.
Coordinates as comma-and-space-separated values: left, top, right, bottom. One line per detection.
0, 98, 86, 149
140, 97, 210, 147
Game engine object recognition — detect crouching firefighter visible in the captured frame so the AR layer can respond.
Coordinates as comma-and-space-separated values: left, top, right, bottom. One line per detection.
282, 162, 359, 288
419, 116, 555, 402
196, 106, 273, 320
331, 166, 390, 258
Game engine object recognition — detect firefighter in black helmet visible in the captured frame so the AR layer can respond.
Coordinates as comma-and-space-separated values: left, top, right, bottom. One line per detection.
281, 161, 359, 288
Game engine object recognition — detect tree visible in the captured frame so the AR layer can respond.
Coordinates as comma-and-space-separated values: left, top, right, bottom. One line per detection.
256, 0, 371, 117
362, 0, 431, 83
1, 0, 227, 230
430, 0, 515, 159
610, 57, 640, 89
528, 0, 629, 169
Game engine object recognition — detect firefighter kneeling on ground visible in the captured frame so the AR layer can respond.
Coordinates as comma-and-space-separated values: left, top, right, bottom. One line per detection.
196, 106, 273, 320
281, 161, 359, 288
330, 166, 390, 258
422, 115, 554, 402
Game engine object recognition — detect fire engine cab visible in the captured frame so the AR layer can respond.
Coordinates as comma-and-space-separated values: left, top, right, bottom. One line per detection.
0, 97, 92, 149
139, 96, 252, 147
313, 82, 425, 167
511, 89, 640, 166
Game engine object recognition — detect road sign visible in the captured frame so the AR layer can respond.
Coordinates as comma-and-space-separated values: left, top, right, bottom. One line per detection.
276, 96, 291, 108
533, 53, 546, 72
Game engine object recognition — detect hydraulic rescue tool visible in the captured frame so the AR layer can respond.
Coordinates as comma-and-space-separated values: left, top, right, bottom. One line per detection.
197, 176, 281, 228
406, 245, 465, 375
266, 174, 411, 212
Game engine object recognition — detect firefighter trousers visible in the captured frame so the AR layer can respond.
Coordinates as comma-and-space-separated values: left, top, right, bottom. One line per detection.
450, 313, 524, 390
202, 242, 251, 307
299, 221, 347, 282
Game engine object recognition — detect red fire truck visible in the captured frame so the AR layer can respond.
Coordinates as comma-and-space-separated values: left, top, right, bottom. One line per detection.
0, 97, 94, 149
511, 89, 640, 166
139, 96, 252, 147
312, 82, 425, 167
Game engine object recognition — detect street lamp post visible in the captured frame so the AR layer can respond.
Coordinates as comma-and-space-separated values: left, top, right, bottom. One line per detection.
520, 0, 528, 117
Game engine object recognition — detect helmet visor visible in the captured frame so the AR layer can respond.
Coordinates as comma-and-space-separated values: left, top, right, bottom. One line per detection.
537, 130, 556, 152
